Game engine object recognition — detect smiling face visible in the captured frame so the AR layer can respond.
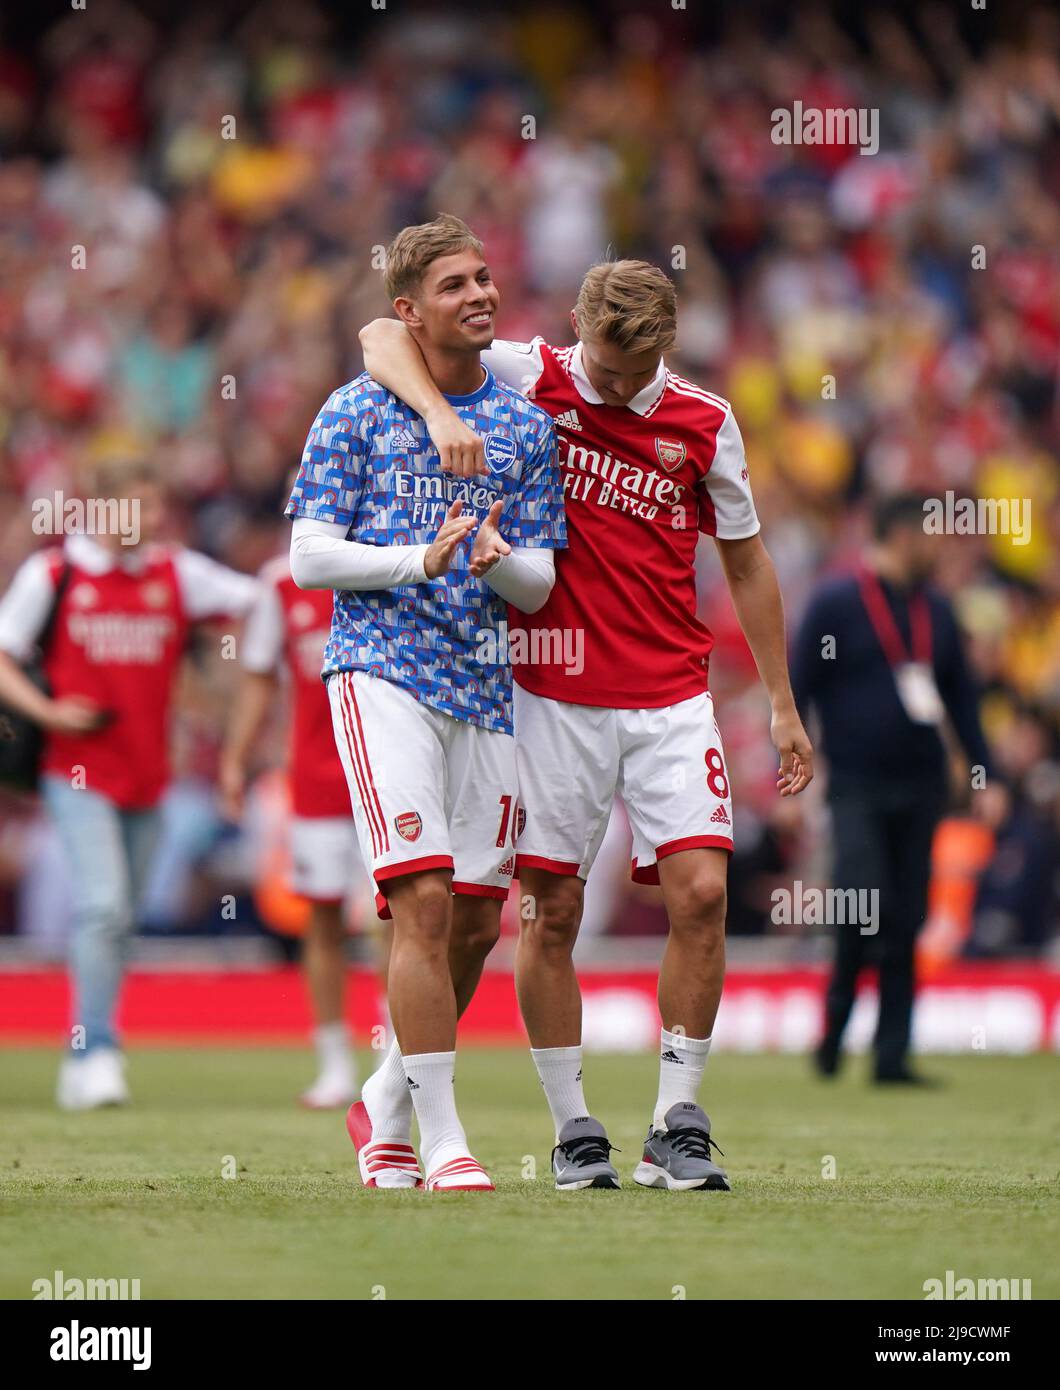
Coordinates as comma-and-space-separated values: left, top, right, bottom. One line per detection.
573, 312, 662, 407
394, 248, 500, 354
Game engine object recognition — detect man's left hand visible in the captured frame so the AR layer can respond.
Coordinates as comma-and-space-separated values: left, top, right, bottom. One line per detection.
469, 501, 512, 578
772, 704, 815, 796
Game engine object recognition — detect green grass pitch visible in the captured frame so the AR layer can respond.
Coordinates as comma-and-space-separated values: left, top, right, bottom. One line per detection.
1, 1048, 1056, 1301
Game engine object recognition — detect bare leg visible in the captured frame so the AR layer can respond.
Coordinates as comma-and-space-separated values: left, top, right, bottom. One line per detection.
514, 869, 584, 1046
656, 849, 728, 1037
384, 868, 456, 1055
303, 901, 345, 1025
449, 894, 502, 1015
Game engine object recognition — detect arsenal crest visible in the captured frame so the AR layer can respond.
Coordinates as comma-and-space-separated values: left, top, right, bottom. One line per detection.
395, 811, 422, 843
654, 437, 686, 472
141, 580, 169, 608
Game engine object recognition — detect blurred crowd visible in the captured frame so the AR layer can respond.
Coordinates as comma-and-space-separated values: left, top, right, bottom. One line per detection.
0, 0, 1057, 957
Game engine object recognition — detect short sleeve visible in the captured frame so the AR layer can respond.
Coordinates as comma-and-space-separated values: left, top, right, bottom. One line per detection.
285, 388, 370, 529
0, 551, 57, 661
175, 550, 259, 620
699, 407, 760, 540
240, 570, 285, 674
504, 417, 567, 550
482, 339, 547, 398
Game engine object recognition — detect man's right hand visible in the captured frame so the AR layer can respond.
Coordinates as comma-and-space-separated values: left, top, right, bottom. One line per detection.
43, 697, 108, 735
424, 501, 478, 579
424, 404, 486, 478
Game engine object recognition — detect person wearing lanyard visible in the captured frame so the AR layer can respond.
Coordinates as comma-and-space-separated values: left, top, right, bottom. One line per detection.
790, 492, 1003, 1084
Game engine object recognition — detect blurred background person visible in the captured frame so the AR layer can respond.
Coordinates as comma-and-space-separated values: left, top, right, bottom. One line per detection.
219, 538, 370, 1109
791, 492, 1007, 1083
0, 458, 257, 1107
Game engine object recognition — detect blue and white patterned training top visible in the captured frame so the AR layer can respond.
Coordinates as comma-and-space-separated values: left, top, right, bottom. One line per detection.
284, 367, 565, 734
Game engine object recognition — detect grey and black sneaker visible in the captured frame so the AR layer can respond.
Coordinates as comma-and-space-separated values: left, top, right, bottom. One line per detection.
633, 1102, 730, 1192
551, 1115, 621, 1190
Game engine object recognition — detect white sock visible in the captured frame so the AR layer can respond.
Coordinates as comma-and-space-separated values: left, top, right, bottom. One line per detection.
314, 1022, 352, 1076
402, 1050, 470, 1174
530, 1045, 588, 1139
654, 1028, 711, 1131
360, 1038, 412, 1139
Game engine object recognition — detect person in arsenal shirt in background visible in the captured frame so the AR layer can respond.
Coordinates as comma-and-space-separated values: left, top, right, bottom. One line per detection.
219, 537, 369, 1111
0, 458, 258, 1110
359, 255, 814, 1193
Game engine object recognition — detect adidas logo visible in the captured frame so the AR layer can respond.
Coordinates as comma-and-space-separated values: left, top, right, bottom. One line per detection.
391, 427, 420, 452
405, 1076, 420, 1090
710, 806, 731, 825
555, 408, 582, 432
660, 1049, 684, 1064
575, 1069, 582, 1082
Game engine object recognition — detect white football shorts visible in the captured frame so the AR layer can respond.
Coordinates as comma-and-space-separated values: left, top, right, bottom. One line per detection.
327, 669, 518, 918
288, 815, 363, 902
513, 685, 733, 884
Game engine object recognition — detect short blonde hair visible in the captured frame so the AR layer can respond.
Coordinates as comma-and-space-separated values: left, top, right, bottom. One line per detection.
85, 457, 160, 498
383, 213, 484, 301
574, 260, 677, 354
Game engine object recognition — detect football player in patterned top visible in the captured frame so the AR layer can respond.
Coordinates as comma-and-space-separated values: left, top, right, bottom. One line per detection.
285, 364, 557, 733
286, 215, 565, 1193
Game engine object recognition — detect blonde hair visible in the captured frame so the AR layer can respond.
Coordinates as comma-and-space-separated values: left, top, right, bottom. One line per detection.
574, 260, 677, 354
383, 213, 484, 301
84, 456, 160, 498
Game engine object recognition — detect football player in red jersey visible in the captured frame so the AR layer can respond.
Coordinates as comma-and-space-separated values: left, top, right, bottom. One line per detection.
359, 255, 814, 1192
219, 546, 368, 1111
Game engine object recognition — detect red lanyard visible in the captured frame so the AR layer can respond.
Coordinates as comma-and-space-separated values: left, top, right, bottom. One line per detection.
857, 567, 932, 668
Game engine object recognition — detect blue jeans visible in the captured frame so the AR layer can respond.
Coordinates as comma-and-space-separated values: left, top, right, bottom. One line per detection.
41, 776, 161, 1054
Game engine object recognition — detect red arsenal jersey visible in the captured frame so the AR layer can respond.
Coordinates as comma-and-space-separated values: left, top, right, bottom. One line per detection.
0, 536, 258, 809
41, 548, 190, 807
484, 338, 760, 708
242, 556, 349, 819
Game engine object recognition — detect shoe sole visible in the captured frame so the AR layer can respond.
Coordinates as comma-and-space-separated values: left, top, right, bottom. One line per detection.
632, 1161, 730, 1192
427, 1183, 496, 1192
554, 1174, 620, 1190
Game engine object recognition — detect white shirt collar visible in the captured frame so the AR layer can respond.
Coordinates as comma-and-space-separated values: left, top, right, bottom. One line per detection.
64, 533, 151, 575
568, 342, 667, 416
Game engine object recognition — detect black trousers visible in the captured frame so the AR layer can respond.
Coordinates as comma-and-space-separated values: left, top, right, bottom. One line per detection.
821, 777, 947, 1076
